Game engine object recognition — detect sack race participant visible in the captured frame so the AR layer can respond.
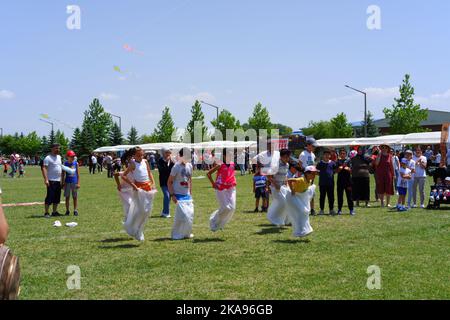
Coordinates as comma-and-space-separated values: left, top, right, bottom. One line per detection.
207, 149, 237, 232
168, 149, 194, 240
286, 166, 317, 238
267, 149, 292, 226
120, 147, 157, 241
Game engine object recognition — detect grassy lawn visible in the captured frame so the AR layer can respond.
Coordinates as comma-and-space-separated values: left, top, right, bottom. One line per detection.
1, 166, 449, 300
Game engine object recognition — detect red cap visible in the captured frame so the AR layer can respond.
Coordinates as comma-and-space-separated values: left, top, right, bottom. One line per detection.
67, 150, 76, 157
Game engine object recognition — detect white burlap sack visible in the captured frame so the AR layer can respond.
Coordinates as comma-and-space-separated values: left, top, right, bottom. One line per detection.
286, 185, 315, 237
210, 188, 236, 232
123, 189, 157, 241
171, 200, 195, 240
267, 185, 290, 226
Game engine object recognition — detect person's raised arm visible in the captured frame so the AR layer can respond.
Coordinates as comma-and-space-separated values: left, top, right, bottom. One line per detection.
207, 164, 220, 189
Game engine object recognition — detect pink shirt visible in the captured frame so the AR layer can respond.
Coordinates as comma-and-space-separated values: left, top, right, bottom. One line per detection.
215, 162, 237, 191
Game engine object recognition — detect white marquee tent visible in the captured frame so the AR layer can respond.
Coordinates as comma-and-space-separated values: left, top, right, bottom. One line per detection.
94, 141, 258, 153
316, 132, 442, 147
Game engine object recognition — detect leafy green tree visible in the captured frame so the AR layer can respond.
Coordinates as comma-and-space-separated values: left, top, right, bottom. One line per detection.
41, 136, 50, 155
383, 74, 429, 134
23, 132, 42, 156
153, 107, 176, 142
272, 123, 293, 136
109, 122, 123, 145
302, 121, 332, 140
329, 113, 354, 138
248, 103, 272, 134
186, 100, 208, 142
141, 134, 159, 144
127, 126, 140, 145
211, 109, 241, 139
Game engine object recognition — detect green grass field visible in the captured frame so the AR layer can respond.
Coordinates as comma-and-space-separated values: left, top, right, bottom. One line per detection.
1, 166, 449, 300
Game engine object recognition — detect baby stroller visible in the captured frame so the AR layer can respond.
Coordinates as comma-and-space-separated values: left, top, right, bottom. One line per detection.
427, 174, 450, 209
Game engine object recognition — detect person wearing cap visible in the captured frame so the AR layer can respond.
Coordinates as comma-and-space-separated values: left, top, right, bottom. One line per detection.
298, 137, 318, 214
157, 147, 175, 218
286, 165, 317, 237
396, 158, 412, 212
42, 143, 63, 218
62, 150, 80, 216
404, 150, 416, 209
374, 144, 395, 208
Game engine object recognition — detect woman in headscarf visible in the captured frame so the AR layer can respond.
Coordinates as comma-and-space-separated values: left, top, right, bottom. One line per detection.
351, 146, 372, 207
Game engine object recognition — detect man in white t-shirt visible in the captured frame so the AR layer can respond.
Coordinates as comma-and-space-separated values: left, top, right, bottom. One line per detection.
412, 148, 427, 208
42, 144, 63, 217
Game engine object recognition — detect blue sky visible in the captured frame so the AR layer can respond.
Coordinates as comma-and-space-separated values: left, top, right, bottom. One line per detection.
1, 0, 450, 137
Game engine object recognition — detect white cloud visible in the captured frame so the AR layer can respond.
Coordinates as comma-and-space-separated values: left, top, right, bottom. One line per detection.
0, 89, 15, 99
99, 92, 119, 101
170, 92, 216, 104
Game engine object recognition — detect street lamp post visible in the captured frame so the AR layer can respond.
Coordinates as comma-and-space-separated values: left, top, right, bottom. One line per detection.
110, 113, 122, 133
345, 85, 367, 137
200, 100, 220, 120
40, 119, 55, 144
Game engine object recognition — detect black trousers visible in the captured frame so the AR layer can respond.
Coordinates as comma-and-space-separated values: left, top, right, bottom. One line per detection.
107, 164, 113, 178
319, 184, 335, 211
337, 183, 354, 211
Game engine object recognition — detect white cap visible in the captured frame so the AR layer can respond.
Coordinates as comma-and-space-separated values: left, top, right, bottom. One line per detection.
445, 177, 450, 182
305, 165, 318, 173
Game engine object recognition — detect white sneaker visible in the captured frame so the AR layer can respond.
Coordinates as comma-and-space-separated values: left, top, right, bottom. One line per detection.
350, 210, 356, 216
420, 205, 425, 209
412, 204, 417, 208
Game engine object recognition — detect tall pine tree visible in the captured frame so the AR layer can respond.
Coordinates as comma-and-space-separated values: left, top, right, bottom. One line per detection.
186, 100, 209, 143
70, 127, 82, 155
153, 107, 176, 142
355, 111, 380, 137
127, 126, 140, 145
109, 122, 123, 145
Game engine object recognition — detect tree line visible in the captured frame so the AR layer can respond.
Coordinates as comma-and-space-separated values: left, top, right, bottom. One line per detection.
0, 74, 429, 157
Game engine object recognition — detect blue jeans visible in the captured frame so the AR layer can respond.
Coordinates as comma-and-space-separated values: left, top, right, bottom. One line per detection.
407, 179, 415, 207
161, 186, 171, 216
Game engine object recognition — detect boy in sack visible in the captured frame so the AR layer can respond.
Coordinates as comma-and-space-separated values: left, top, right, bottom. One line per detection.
62, 150, 80, 216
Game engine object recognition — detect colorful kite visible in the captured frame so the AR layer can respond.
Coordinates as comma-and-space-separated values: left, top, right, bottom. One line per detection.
123, 44, 144, 55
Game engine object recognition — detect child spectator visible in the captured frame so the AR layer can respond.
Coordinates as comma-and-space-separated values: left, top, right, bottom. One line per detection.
253, 166, 269, 213
18, 160, 25, 178
317, 149, 337, 215
62, 150, 80, 216
397, 158, 412, 212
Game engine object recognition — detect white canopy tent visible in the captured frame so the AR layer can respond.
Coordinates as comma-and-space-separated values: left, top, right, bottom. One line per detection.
94, 141, 258, 153
317, 132, 442, 147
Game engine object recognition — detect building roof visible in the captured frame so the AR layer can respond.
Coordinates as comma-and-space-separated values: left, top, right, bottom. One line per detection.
372, 109, 450, 128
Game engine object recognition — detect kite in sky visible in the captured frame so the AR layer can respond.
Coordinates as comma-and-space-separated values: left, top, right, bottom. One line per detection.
39, 114, 75, 130
123, 44, 144, 55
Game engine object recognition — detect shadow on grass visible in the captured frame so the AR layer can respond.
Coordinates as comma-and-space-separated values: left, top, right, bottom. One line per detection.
255, 227, 286, 235
100, 237, 130, 243
153, 237, 173, 242
272, 239, 311, 244
193, 238, 225, 244
99, 243, 140, 249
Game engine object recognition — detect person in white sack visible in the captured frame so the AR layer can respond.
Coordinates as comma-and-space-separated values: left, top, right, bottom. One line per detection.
168, 148, 195, 240
119, 147, 157, 241
207, 149, 237, 232
286, 165, 317, 238
267, 149, 292, 226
